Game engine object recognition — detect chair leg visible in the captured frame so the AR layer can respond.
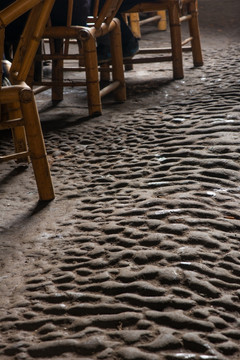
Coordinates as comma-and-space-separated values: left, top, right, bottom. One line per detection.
82, 33, 102, 117
20, 87, 54, 201
34, 44, 44, 82
110, 20, 126, 103
12, 126, 28, 156
125, 13, 137, 71
188, 0, 203, 67
100, 63, 111, 83
168, 2, 184, 80
129, 13, 141, 39
7, 102, 29, 163
157, 11, 167, 31
52, 39, 64, 102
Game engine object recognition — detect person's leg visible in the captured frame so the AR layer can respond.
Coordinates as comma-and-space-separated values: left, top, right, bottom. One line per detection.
50, 0, 90, 26
117, 15, 139, 58
116, 0, 160, 57
72, 0, 91, 25
95, 0, 139, 61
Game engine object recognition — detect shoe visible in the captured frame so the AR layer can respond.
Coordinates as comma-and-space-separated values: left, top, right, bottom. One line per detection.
97, 37, 139, 62
122, 36, 139, 59
97, 45, 111, 63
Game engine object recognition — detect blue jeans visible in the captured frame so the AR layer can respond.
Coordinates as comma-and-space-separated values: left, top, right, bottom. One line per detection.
92, 0, 154, 50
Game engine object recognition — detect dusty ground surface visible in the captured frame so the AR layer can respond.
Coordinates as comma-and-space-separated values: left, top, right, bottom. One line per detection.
1, 0, 240, 359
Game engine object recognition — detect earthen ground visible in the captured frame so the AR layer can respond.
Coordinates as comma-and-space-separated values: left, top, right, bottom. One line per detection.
1, 1, 240, 359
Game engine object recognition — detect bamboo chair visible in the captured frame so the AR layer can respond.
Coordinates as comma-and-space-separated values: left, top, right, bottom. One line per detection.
0, 0, 55, 201
122, 0, 203, 80
128, 11, 167, 39
32, 0, 126, 117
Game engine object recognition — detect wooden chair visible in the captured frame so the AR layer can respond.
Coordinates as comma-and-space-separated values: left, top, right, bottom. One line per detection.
127, 11, 167, 39
31, 0, 126, 117
122, 0, 203, 80
0, 0, 55, 201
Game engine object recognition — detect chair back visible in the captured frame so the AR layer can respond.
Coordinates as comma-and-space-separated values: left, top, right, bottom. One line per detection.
66, 0, 74, 26
0, 0, 53, 113
0, 0, 40, 86
0, 0, 55, 84
91, 0, 123, 29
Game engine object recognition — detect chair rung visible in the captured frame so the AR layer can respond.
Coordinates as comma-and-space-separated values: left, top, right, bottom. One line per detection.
124, 55, 173, 64
64, 67, 85, 72
138, 47, 172, 54
0, 118, 24, 130
33, 86, 51, 95
180, 14, 192, 23
182, 37, 193, 46
100, 80, 120, 98
33, 80, 87, 87
43, 38, 78, 44
139, 15, 161, 26
0, 151, 30, 163
36, 54, 83, 61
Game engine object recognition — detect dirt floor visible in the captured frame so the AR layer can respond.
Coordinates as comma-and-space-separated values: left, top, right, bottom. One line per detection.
1, 0, 240, 359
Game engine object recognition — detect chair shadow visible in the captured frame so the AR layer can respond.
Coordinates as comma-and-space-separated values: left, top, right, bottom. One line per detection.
37, 99, 93, 133
0, 165, 28, 187
30, 199, 53, 216
0, 165, 52, 226
40, 113, 92, 133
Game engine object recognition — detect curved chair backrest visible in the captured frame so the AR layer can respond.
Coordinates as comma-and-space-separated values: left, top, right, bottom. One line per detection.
52, 0, 124, 54
1, 0, 55, 84
92, 0, 123, 29
0, 0, 42, 85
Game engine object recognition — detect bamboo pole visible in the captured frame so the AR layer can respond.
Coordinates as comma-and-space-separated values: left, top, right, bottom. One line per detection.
110, 19, 126, 102
157, 10, 167, 31
11, 0, 56, 82
168, 1, 183, 79
82, 31, 102, 116
20, 86, 55, 200
0, 0, 42, 28
129, 13, 141, 39
64, 0, 73, 55
186, 0, 203, 66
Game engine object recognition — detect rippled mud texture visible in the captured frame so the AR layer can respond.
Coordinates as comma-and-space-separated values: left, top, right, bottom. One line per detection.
1, 1, 240, 359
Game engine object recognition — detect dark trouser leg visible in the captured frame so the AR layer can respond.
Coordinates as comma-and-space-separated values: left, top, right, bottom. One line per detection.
95, 1, 139, 60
